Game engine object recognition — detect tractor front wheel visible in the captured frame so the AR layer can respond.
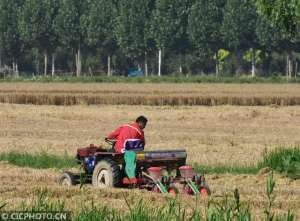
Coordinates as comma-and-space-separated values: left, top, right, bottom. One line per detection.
92, 158, 121, 188
58, 171, 77, 186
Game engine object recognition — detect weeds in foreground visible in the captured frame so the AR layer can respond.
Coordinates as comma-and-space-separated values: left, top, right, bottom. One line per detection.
264, 172, 295, 221
265, 172, 276, 221
259, 148, 300, 179
206, 189, 251, 221
9, 173, 294, 221
20, 189, 65, 212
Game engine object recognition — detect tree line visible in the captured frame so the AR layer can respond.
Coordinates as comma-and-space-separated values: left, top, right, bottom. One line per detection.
0, 0, 299, 77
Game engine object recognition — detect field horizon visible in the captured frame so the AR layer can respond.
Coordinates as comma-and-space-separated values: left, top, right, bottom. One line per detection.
1, 82, 300, 106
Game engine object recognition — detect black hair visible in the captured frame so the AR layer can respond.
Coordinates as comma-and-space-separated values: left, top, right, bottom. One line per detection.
136, 116, 148, 125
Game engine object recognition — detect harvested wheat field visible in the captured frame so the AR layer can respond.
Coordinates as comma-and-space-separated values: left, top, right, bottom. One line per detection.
1, 83, 300, 105
1, 89, 300, 219
1, 104, 300, 165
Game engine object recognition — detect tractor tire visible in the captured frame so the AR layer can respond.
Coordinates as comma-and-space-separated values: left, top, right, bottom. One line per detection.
58, 171, 77, 186
92, 158, 121, 188
202, 183, 211, 196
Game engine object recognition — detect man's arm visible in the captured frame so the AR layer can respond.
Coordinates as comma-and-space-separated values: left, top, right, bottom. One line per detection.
107, 126, 122, 139
141, 131, 145, 146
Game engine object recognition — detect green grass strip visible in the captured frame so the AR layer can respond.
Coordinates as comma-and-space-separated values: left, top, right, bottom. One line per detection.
0, 147, 300, 179
0, 151, 77, 169
1, 75, 300, 84
195, 147, 300, 179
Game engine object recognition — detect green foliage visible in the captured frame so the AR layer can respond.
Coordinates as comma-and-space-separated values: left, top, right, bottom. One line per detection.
18, 0, 60, 52
206, 191, 251, 221
243, 49, 262, 64
82, 0, 115, 47
259, 148, 300, 179
115, 0, 150, 60
0, 151, 76, 169
3, 75, 300, 84
256, 15, 283, 52
217, 49, 230, 73
265, 172, 276, 221
256, 0, 300, 36
222, 0, 258, 51
1, 147, 300, 180
82, 0, 117, 55
152, 0, 191, 51
10, 179, 295, 221
55, 0, 85, 50
74, 202, 121, 221
221, 0, 259, 75
0, 0, 23, 60
21, 189, 66, 212
218, 49, 230, 62
197, 147, 300, 179
0, 0, 299, 76
188, 0, 224, 56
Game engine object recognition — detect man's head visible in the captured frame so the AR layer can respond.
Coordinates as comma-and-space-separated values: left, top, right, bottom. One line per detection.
136, 116, 148, 129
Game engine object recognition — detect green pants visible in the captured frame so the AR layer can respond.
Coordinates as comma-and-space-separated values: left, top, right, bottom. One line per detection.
124, 151, 136, 178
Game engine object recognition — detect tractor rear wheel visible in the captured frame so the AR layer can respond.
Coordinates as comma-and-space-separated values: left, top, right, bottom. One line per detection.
58, 171, 77, 186
92, 158, 121, 188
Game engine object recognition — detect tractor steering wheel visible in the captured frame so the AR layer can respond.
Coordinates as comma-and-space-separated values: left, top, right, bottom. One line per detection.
105, 138, 116, 147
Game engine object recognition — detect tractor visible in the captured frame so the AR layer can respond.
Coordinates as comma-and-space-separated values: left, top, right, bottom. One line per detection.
58, 139, 210, 196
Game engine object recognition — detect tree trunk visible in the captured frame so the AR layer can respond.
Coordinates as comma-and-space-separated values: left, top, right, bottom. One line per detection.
75, 53, 78, 76
76, 47, 81, 77
179, 54, 182, 74
79, 49, 82, 76
12, 61, 15, 75
107, 55, 111, 76
286, 52, 293, 79
36, 60, 39, 75
35, 51, 39, 75
43, 51, 48, 76
288, 54, 292, 78
286, 54, 290, 79
251, 48, 256, 77
88, 67, 93, 76
215, 52, 219, 77
15, 61, 19, 78
51, 53, 55, 76
158, 49, 162, 77
295, 61, 298, 78
144, 51, 148, 77
0, 48, 2, 68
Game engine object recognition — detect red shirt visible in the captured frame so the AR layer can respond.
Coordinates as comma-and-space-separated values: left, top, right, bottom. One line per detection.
107, 122, 145, 153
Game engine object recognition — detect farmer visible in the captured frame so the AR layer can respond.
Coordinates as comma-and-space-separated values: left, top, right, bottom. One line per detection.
106, 116, 147, 183
106, 116, 147, 153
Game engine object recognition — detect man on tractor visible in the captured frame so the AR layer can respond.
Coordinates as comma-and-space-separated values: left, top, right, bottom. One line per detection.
106, 116, 147, 153
105, 116, 148, 183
